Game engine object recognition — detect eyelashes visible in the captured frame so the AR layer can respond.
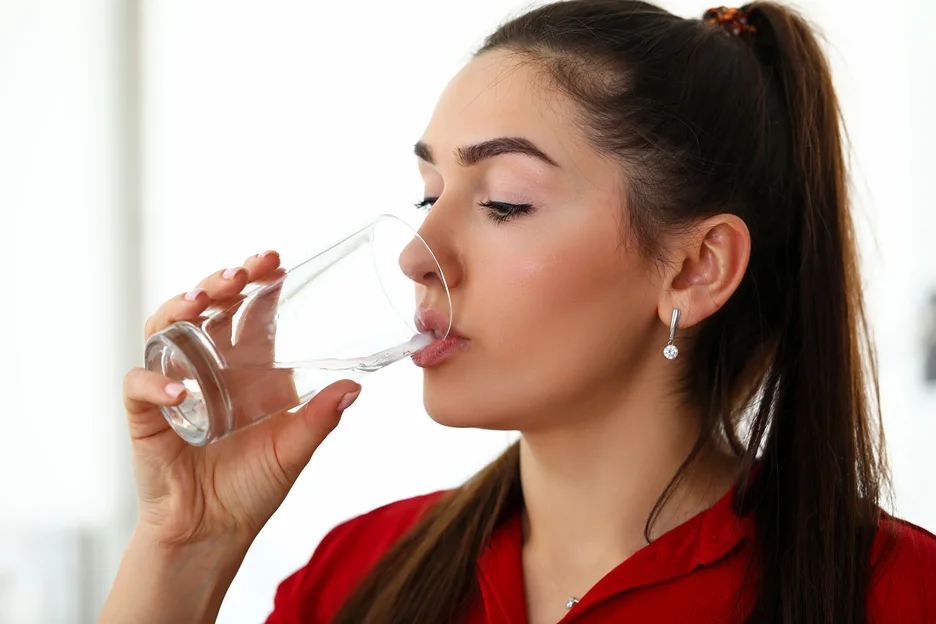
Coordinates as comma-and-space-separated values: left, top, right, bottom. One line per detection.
478, 200, 534, 224
413, 197, 533, 224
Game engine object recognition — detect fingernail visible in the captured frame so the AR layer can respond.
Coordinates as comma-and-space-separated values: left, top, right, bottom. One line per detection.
165, 382, 186, 398
337, 389, 361, 412
257, 250, 276, 259
184, 288, 204, 302
222, 267, 242, 280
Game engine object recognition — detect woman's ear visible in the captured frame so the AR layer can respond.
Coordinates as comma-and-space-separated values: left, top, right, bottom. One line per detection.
657, 214, 751, 329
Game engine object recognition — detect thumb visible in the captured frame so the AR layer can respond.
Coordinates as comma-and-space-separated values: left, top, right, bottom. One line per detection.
270, 380, 362, 480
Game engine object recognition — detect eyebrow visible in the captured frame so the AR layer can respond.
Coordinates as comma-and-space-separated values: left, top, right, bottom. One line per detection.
414, 136, 560, 168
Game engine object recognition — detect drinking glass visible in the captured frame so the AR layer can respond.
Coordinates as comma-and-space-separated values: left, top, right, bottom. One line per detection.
143, 213, 451, 446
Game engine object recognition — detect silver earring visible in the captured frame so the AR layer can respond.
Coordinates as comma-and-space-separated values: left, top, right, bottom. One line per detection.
663, 308, 680, 360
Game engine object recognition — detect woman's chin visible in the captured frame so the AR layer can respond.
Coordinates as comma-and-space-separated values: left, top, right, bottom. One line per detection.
425, 409, 491, 429
423, 402, 514, 430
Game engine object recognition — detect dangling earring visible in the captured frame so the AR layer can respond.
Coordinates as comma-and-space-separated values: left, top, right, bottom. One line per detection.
663, 308, 680, 360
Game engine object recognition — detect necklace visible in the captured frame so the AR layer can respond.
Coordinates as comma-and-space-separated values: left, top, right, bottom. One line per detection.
565, 597, 580, 609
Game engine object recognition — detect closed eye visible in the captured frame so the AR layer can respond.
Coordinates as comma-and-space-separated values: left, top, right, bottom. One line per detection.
413, 197, 533, 225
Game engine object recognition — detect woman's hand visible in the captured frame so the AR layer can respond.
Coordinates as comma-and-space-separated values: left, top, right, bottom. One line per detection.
125, 251, 361, 549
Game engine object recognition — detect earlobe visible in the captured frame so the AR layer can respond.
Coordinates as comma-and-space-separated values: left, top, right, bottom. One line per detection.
657, 214, 751, 330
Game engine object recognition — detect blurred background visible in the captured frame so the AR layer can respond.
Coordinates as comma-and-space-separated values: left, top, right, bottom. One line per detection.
2, 0, 934, 622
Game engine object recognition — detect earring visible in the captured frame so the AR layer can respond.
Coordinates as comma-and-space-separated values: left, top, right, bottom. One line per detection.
663, 308, 680, 360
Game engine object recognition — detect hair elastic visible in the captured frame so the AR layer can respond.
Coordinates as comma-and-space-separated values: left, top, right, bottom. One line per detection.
703, 6, 757, 37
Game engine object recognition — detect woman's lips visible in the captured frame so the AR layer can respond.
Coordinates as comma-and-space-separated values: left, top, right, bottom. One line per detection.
412, 306, 469, 366
411, 334, 469, 367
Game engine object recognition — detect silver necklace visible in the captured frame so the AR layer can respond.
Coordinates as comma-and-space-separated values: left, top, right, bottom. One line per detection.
565, 597, 580, 609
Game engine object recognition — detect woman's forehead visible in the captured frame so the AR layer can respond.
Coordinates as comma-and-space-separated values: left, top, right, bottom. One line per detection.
417, 49, 626, 203
420, 49, 589, 170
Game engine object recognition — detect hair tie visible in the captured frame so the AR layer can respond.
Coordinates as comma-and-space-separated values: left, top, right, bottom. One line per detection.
703, 6, 757, 37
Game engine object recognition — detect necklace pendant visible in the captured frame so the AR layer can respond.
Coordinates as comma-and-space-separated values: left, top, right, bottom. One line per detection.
565, 597, 580, 609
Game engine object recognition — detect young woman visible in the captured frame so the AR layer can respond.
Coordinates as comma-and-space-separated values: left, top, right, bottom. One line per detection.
100, 1, 936, 623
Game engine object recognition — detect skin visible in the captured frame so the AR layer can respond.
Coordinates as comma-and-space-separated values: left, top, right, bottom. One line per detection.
100, 48, 751, 624
413, 49, 751, 624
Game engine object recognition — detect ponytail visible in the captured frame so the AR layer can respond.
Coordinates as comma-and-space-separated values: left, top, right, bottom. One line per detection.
736, 4, 890, 622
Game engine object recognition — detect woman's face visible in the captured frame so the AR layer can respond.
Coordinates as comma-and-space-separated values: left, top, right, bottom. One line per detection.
414, 48, 664, 432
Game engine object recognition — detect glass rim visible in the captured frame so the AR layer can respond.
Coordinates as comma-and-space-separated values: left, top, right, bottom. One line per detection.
373, 212, 452, 340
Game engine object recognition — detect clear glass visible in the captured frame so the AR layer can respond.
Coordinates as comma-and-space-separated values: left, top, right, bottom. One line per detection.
144, 213, 451, 446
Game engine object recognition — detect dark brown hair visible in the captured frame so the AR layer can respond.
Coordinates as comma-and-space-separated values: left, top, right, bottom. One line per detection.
333, 1, 892, 622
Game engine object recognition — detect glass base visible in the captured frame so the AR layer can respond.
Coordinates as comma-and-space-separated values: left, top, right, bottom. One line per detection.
144, 321, 233, 446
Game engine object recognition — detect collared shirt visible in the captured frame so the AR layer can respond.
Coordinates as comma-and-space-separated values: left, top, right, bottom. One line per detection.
266, 485, 936, 623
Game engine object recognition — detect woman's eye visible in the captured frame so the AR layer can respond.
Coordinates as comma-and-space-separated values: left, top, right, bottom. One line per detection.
479, 200, 533, 224
413, 197, 534, 225
413, 198, 438, 211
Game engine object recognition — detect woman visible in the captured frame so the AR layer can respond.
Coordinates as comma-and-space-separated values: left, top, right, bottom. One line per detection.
100, 1, 936, 623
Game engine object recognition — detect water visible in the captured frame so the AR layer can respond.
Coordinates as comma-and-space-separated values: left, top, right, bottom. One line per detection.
167, 331, 436, 443
244, 331, 436, 405
264, 331, 435, 374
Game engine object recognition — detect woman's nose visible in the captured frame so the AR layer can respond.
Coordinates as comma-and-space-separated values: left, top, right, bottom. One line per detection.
398, 226, 462, 295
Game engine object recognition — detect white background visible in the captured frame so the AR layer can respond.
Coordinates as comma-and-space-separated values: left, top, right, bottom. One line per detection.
2, 0, 934, 622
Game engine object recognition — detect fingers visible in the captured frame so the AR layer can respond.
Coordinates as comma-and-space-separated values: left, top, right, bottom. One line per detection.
193, 251, 281, 294
123, 367, 187, 439
243, 250, 280, 282
144, 251, 282, 341
144, 290, 212, 340
268, 380, 362, 482
191, 266, 248, 299
234, 278, 284, 351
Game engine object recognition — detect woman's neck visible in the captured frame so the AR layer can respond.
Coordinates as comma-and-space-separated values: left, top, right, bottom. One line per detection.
517, 393, 737, 577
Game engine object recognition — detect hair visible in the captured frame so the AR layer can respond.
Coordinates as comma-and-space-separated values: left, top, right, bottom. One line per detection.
333, 1, 892, 622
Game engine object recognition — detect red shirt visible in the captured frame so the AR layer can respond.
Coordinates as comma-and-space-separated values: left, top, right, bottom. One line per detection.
266, 486, 936, 623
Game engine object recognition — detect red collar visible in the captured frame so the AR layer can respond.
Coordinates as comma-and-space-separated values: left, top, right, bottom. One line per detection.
476, 477, 757, 623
